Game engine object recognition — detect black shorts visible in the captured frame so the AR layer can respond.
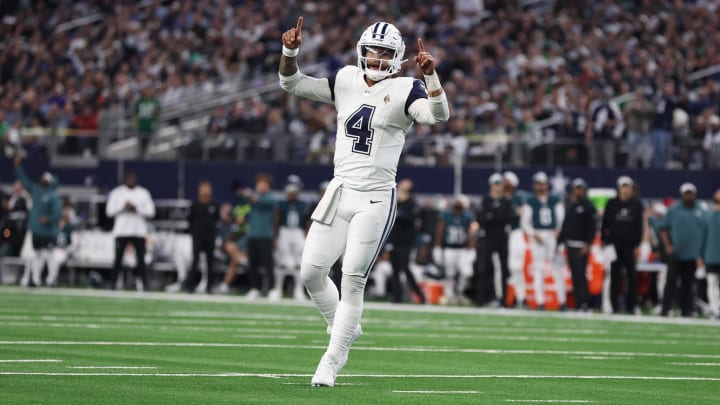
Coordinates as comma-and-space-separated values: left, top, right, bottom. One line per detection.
32, 234, 55, 251
707, 264, 720, 274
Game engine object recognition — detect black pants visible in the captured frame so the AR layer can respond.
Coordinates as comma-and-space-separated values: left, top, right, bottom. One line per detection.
247, 238, 274, 292
476, 235, 509, 305
661, 259, 696, 317
610, 244, 637, 313
32, 234, 55, 251
389, 244, 425, 303
183, 236, 216, 293
567, 246, 590, 309
8, 226, 26, 256
113, 236, 146, 289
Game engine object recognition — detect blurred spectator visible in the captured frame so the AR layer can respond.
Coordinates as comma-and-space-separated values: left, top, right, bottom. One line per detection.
475, 173, 513, 307
704, 115, 720, 169
660, 183, 706, 317
183, 181, 220, 293
703, 189, 720, 319
68, 103, 99, 155
602, 176, 645, 314
14, 155, 62, 287
587, 88, 623, 168
522, 171, 565, 310
624, 89, 655, 169
245, 173, 276, 300
106, 172, 156, 291
650, 82, 681, 169
133, 85, 161, 158
557, 178, 597, 311
388, 179, 426, 304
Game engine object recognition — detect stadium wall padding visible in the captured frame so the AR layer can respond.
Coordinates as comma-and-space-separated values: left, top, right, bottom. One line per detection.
1, 157, 718, 202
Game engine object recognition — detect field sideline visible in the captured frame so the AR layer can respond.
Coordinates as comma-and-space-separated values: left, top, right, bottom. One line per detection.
0, 287, 718, 404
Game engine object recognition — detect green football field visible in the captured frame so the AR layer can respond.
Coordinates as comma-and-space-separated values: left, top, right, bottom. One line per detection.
0, 287, 719, 404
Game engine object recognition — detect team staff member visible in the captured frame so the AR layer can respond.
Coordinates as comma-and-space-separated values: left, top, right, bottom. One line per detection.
106, 172, 156, 290
661, 183, 706, 317
504, 171, 529, 307
601, 176, 645, 314
245, 173, 276, 300
388, 179, 426, 304
702, 189, 720, 319
557, 178, 597, 311
476, 173, 514, 306
183, 181, 220, 293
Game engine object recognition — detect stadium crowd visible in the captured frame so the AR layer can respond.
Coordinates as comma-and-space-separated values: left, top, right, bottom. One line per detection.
2, 1, 720, 167
1, 165, 720, 319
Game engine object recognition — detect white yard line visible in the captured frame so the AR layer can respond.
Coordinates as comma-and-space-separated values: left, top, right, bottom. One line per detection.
504, 401, 592, 403
667, 362, 720, 366
2, 286, 718, 327
1, 341, 720, 360
567, 356, 631, 360
66, 366, 159, 369
0, 372, 718, 382
393, 390, 481, 394
0, 359, 61, 363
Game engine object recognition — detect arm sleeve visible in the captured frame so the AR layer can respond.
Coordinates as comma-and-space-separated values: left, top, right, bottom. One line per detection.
137, 190, 156, 218
408, 94, 450, 125
48, 196, 62, 224
15, 166, 35, 193
105, 189, 122, 218
521, 205, 535, 237
278, 69, 337, 103
586, 206, 598, 244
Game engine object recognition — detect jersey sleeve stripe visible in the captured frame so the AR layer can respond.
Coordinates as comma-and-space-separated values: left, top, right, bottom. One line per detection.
327, 68, 340, 101
404, 79, 429, 116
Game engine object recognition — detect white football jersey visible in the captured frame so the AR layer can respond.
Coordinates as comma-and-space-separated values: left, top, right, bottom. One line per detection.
279, 64, 449, 191
329, 66, 427, 191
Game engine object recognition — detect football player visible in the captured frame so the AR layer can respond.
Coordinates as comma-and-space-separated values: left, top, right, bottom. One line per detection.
279, 17, 449, 386
521, 171, 566, 310
274, 181, 308, 300
433, 195, 476, 304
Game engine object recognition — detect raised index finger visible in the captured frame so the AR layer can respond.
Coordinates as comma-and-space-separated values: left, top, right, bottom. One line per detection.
296, 16, 303, 32
417, 38, 425, 53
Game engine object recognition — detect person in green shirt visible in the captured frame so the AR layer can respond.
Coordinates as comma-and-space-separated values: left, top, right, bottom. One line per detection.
245, 173, 277, 300
660, 183, 707, 317
133, 85, 161, 158
701, 189, 720, 319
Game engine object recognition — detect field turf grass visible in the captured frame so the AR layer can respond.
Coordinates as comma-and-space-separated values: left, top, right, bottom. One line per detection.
0, 286, 719, 404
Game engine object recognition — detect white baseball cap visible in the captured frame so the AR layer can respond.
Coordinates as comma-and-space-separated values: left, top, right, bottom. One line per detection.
503, 171, 519, 187
679, 182, 697, 194
41, 172, 54, 183
617, 175, 634, 187
532, 171, 548, 184
489, 173, 504, 185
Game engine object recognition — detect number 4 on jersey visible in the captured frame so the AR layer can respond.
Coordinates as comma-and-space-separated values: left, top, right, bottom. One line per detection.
345, 104, 375, 155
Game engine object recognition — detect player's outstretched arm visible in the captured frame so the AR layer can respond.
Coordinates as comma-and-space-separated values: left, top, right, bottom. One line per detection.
278, 17, 333, 103
409, 38, 449, 124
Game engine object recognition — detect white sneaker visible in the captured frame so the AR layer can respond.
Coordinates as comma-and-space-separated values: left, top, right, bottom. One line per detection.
293, 289, 308, 301
311, 353, 342, 387
213, 283, 229, 294
135, 279, 145, 292
246, 288, 261, 301
268, 288, 282, 301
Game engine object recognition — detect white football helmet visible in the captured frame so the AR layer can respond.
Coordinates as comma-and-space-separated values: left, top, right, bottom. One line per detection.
356, 22, 406, 82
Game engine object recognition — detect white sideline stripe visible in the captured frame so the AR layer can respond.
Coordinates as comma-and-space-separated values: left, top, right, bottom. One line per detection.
2, 341, 720, 360
393, 390, 480, 394
0, 359, 61, 363
67, 366, 159, 369
567, 356, 631, 360
0, 372, 718, 381
667, 362, 720, 367
2, 286, 719, 327
504, 401, 592, 403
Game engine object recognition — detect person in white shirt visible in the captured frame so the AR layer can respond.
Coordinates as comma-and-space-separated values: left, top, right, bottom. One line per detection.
105, 172, 156, 291
279, 17, 449, 387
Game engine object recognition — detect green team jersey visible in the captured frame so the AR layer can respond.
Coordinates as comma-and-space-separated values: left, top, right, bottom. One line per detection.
703, 211, 720, 265
526, 194, 561, 230
662, 203, 706, 261
134, 97, 161, 132
510, 190, 530, 230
